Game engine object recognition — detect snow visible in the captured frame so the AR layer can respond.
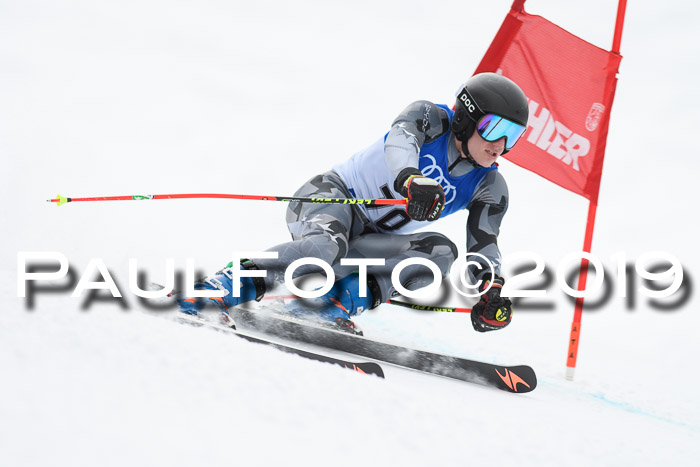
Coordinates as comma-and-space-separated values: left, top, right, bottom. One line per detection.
2, 0, 699, 465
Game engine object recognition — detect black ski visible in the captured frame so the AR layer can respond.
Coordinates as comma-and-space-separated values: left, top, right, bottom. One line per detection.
233, 306, 537, 393
176, 314, 385, 378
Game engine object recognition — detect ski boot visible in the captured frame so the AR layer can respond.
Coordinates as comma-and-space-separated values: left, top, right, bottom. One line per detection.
177, 260, 266, 326
284, 273, 380, 335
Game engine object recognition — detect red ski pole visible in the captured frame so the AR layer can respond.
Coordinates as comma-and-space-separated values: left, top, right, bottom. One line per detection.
387, 299, 471, 313
47, 193, 407, 207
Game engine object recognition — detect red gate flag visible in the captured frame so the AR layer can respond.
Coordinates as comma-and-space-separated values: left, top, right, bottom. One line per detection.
475, 0, 622, 203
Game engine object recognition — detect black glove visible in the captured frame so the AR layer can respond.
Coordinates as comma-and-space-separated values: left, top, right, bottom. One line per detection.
471, 274, 512, 332
395, 168, 445, 221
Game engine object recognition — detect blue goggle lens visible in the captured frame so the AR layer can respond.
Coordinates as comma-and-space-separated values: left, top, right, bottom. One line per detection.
476, 114, 527, 150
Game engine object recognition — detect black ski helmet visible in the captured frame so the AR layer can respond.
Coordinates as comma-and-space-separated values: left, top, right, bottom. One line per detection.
451, 72, 529, 153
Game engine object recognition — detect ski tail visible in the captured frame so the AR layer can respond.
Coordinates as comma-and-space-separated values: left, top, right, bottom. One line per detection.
176, 313, 384, 378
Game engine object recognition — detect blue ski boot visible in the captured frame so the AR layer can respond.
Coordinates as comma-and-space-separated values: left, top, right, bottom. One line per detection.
284, 273, 380, 335
178, 260, 266, 325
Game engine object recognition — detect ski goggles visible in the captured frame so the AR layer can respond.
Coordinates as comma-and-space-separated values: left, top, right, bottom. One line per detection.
476, 114, 527, 150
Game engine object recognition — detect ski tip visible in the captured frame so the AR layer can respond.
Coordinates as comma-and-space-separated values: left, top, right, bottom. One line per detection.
495, 366, 538, 393
356, 362, 385, 378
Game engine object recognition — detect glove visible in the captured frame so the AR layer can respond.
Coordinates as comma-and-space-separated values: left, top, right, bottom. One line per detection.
471, 274, 512, 332
395, 169, 445, 221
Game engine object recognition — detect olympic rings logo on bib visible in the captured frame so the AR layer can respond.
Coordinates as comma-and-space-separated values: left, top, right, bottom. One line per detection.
420, 155, 457, 205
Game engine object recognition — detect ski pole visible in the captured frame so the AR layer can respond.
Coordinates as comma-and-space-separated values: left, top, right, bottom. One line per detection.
47, 193, 407, 207
266, 295, 472, 313
387, 299, 471, 313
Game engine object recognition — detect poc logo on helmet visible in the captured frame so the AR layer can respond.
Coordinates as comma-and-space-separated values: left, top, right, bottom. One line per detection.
459, 93, 476, 114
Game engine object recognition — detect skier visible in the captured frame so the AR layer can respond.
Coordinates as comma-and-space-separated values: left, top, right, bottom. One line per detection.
179, 72, 529, 334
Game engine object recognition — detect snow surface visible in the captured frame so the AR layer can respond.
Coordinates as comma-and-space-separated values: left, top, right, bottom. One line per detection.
2, 0, 699, 466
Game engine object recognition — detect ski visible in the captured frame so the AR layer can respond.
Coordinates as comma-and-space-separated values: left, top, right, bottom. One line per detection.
176, 314, 385, 378
233, 306, 537, 393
